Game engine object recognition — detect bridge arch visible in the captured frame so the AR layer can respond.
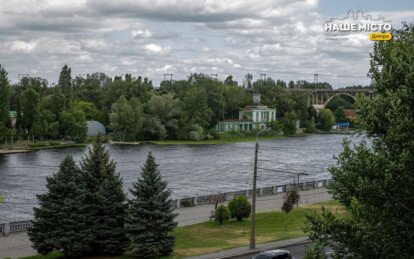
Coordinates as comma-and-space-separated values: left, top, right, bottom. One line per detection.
324, 93, 356, 107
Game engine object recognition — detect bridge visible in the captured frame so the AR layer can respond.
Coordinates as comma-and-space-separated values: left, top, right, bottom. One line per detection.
289, 88, 377, 110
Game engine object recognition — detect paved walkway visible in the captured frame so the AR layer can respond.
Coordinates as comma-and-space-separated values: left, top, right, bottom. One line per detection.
177, 188, 331, 226
0, 188, 331, 258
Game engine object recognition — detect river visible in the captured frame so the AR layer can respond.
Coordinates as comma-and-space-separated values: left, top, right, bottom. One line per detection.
0, 134, 364, 222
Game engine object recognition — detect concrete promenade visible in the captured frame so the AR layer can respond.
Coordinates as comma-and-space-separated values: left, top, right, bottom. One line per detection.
0, 188, 331, 259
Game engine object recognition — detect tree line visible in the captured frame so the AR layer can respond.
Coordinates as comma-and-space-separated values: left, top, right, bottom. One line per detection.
0, 64, 341, 143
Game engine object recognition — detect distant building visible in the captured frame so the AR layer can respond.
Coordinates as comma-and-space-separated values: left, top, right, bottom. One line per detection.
216, 93, 276, 132
86, 120, 106, 137
344, 109, 357, 121
9, 111, 17, 129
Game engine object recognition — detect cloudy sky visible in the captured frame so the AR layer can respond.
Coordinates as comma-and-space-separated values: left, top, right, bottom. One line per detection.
1, 0, 414, 87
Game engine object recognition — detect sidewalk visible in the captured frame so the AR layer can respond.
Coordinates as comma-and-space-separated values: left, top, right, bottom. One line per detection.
177, 188, 330, 226
0, 188, 330, 258
186, 236, 310, 259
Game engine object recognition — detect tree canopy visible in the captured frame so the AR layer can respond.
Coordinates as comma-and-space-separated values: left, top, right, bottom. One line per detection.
305, 23, 414, 258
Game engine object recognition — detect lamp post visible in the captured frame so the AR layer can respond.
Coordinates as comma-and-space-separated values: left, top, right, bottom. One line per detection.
250, 129, 265, 249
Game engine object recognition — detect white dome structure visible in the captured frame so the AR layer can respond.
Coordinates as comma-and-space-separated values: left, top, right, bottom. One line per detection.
86, 120, 106, 137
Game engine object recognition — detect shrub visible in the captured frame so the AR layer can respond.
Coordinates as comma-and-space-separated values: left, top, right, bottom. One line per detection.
215, 205, 230, 225
304, 118, 317, 133
180, 198, 195, 207
317, 109, 335, 132
228, 195, 252, 221
281, 187, 300, 213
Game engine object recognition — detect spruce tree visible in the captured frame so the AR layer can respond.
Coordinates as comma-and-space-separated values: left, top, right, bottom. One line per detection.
125, 152, 177, 257
28, 155, 92, 257
80, 137, 127, 255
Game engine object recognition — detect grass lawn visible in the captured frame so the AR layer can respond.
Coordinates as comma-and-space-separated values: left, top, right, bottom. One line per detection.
22, 201, 344, 259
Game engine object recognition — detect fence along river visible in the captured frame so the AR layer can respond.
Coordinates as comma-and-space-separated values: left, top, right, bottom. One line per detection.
0, 134, 364, 222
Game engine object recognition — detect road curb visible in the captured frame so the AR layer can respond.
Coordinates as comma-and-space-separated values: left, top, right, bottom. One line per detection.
186, 237, 312, 259
218, 240, 312, 259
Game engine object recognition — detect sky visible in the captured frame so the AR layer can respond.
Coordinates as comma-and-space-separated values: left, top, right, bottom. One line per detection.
1, 0, 414, 88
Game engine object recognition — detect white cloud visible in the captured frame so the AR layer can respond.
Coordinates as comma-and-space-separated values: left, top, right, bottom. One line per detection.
10, 41, 38, 53
2, 0, 410, 87
131, 29, 152, 38
144, 44, 171, 54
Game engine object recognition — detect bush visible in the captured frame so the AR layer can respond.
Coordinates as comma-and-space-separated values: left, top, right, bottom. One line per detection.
317, 109, 335, 132
228, 195, 252, 221
281, 187, 300, 213
180, 198, 195, 207
304, 118, 317, 133
28, 142, 47, 148
215, 205, 230, 225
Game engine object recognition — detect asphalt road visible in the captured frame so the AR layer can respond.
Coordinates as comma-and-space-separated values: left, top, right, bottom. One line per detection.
233, 242, 333, 259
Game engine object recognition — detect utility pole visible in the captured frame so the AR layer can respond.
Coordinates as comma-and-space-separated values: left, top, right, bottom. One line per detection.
250, 140, 258, 249
251, 130, 264, 250
314, 73, 318, 89
164, 73, 173, 83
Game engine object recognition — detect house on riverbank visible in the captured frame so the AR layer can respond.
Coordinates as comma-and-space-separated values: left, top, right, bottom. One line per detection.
216, 94, 276, 132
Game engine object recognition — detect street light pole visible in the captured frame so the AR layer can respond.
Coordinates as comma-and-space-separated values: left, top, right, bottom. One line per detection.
250, 129, 263, 249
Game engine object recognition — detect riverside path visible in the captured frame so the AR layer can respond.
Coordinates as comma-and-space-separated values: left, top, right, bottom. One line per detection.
0, 188, 331, 258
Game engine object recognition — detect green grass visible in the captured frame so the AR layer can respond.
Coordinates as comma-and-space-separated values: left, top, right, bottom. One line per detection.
21, 252, 63, 259
21, 201, 344, 259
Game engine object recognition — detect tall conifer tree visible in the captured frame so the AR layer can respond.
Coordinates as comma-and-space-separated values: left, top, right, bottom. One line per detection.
80, 137, 127, 255
125, 152, 177, 257
58, 64, 73, 108
29, 156, 92, 257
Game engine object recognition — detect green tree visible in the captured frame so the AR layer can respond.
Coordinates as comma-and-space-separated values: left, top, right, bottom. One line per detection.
215, 205, 230, 225
125, 152, 177, 257
129, 97, 144, 139
281, 187, 300, 213
304, 118, 317, 133
223, 84, 250, 118
182, 86, 212, 129
317, 109, 335, 131
72, 100, 100, 121
58, 64, 73, 107
228, 195, 252, 222
61, 108, 87, 140
224, 75, 238, 86
334, 107, 347, 122
280, 112, 297, 135
303, 240, 328, 259
305, 23, 414, 258
28, 156, 91, 257
110, 96, 142, 140
0, 65, 10, 140
146, 94, 180, 139
20, 87, 40, 138
80, 138, 128, 255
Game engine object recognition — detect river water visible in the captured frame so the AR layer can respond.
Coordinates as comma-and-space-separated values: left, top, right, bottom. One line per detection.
0, 134, 364, 222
